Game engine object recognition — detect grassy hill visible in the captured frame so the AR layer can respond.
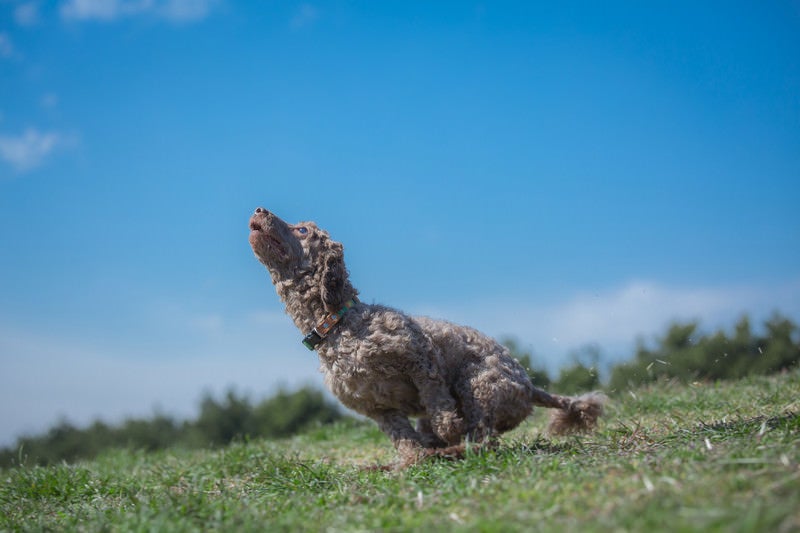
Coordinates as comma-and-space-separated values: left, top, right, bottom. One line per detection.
2, 369, 798, 532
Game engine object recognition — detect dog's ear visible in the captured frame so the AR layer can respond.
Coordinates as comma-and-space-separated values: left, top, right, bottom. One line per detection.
320, 240, 346, 312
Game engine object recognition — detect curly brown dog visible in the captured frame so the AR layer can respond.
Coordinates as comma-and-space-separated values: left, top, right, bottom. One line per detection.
249, 207, 606, 466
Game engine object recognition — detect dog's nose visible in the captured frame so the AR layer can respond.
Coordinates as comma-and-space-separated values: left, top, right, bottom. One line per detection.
254, 207, 267, 215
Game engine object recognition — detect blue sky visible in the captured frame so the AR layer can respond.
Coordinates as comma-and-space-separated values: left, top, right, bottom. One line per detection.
1, 1, 799, 445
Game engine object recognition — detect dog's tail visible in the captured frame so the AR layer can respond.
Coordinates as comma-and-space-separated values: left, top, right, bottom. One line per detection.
529, 387, 608, 435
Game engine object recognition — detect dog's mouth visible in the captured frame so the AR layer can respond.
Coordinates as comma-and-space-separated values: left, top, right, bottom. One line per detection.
250, 218, 289, 261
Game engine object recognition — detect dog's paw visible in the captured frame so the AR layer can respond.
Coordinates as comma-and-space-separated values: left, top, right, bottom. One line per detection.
395, 438, 425, 464
432, 411, 466, 445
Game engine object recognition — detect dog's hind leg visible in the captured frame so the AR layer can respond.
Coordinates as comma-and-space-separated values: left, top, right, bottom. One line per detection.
409, 366, 466, 446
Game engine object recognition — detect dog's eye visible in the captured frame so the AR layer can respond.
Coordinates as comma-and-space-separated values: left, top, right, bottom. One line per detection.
295, 227, 308, 235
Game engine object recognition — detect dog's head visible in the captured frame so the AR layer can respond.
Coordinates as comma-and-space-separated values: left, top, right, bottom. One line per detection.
249, 207, 350, 311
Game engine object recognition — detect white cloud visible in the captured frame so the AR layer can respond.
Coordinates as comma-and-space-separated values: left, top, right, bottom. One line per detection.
59, 0, 218, 22
60, 0, 150, 21
15, 2, 42, 26
410, 278, 800, 369
0, 128, 72, 172
41, 92, 59, 109
290, 3, 319, 30
158, 0, 216, 22
0, 32, 15, 59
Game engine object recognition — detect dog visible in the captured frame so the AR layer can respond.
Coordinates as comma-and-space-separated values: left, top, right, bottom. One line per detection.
249, 207, 605, 465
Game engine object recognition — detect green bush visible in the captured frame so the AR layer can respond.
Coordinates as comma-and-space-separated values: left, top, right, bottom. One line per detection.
3, 313, 797, 468
608, 313, 799, 392
0, 386, 343, 467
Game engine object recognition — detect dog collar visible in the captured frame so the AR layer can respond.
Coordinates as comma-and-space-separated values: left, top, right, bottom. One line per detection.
302, 298, 359, 351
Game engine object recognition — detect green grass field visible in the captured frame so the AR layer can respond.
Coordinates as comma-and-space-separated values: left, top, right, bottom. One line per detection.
2, 369, 798, 532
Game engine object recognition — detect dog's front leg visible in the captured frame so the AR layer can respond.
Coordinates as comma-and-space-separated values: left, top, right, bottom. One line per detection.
416, 418, 447, 448
425, 402, 465, 446
371, 409, 427, 465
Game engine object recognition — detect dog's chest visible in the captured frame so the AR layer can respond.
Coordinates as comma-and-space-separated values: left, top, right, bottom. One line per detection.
319, 351, 423, 415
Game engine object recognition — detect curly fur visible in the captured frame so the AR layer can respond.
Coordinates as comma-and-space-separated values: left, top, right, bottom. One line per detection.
249, 208, 606, 467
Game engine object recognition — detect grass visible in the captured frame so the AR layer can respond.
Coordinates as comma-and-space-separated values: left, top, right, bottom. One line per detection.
2, 369, 798, 532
